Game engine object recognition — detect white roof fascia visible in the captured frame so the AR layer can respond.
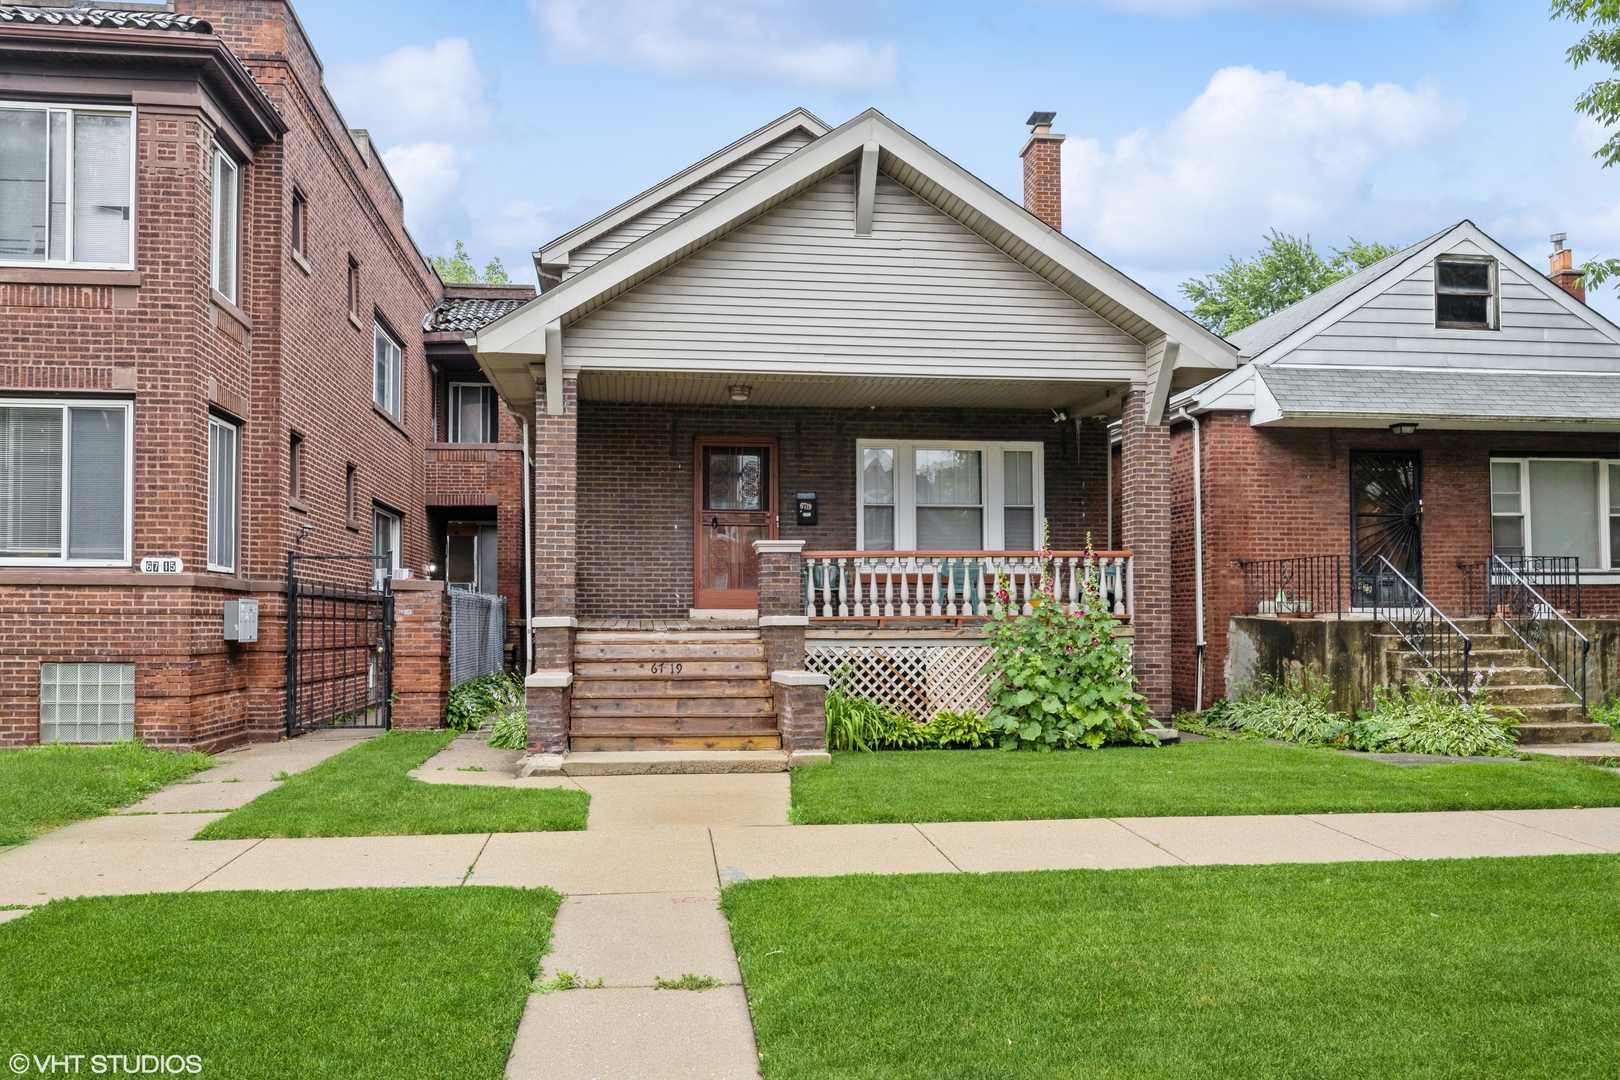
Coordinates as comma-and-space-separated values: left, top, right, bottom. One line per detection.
481, 109, 1239, 374
534, 108, 831, 276
1247, 220, 1620, 367
1169, 364, 1254, 415
1249, 369, 1283, 425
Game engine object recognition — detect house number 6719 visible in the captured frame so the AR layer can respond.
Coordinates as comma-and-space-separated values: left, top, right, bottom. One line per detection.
648, 662, 683, 674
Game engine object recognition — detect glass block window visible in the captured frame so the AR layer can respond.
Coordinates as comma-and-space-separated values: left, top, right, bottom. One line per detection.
40, 662, 134, 743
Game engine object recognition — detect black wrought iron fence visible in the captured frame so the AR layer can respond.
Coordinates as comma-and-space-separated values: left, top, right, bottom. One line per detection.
1234, 555, 1347, 617
1372, 554, 1472, 702
1489, 555, 1589, 713
286, 553, 393, 734
1456, 555, 1582, 618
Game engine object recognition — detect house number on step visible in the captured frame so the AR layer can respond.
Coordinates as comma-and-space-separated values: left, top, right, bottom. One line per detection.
648, 662, 683, 674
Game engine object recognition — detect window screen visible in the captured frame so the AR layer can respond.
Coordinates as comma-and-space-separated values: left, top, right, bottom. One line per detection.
211, 150, 238, 301
0, 106, 131, 267
208, 417, 238, 572
41, 662, 134, 743
1528, 459, 1600, 569
1003, 450, 1035, 550
915, 449, 982, 549
73, 114, 132, 265
1435, 257, 1493, 329
0, 107, 47, 261
68, 407, 126, 560
0, 406, 62, 557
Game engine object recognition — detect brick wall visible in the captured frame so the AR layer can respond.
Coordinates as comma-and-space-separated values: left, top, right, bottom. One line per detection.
1174, 414, 1620, 709
1120, 392, 1172, 719
573, 402, 1110, 618
390, 581, 448, 730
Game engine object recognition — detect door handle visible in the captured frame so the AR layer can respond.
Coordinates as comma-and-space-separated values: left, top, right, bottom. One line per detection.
710, 517, 720, 530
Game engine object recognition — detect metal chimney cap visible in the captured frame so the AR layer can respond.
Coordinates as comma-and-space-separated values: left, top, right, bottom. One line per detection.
1026, 111, 1056, 130
1551, 232, 1567, 251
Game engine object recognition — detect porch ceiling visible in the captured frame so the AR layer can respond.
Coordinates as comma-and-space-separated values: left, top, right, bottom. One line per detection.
576, 371, 1125, 412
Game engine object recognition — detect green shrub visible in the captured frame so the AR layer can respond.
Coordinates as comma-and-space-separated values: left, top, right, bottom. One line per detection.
1355, 675, 1520, 757
1593, 694, 1620, 736
923, 710, 994, 749
982, 536, 1150, 751
487, 705, 527, 751
445, 672, 526, 746
824, 674, 931, 751
1223, 673, 1343, 745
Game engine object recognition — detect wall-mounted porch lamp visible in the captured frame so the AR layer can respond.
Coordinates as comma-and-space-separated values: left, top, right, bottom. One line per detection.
1388, 422, 1419, 436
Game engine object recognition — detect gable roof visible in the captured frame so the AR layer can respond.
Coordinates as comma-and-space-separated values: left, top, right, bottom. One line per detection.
478, 108, 1237, 421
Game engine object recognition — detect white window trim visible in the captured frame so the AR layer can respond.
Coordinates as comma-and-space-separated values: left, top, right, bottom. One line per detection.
447, 382, 492, 443
0, 397, 134, 567
210, 147, 239, 302
1490, 456, 1618, 571
373, 322, 402, 419
0, 101, 137, 271
372, 506, 401, 588
1434, 254, 1498, 332
855, 439, 1044, 551
207, 415, 240, 573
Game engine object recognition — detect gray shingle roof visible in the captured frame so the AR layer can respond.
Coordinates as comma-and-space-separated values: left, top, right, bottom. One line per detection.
0, 5, 213, 32
1259, 366, 1620, 422
424, 296, 527, 334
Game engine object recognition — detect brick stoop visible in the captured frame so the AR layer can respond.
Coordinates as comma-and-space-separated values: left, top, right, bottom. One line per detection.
569, 630, 781, 751
1376, 620, 1611, 745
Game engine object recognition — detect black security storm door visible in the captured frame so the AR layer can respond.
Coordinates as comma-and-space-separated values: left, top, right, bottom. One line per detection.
1351, 452, 1422, 608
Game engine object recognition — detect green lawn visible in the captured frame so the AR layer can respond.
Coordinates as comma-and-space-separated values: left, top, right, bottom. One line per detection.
790, 740, 1620, 823
0, 742, 213, 846
0, 888, 558, 1079
723, 856, 1620, 1079
194, 730, 588, 839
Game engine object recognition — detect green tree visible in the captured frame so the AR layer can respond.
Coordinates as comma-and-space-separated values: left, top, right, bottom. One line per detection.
1554, 1, 1620, 291
431, 240, 509, 285
1180, 231, 1400, 336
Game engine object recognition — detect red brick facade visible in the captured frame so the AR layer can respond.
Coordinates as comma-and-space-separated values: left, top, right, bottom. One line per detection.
1120, 392, 1173, 719
1171, 414, 1620, 712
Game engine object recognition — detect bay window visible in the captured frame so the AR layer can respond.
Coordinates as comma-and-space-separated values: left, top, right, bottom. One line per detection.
0, 400, 131, 565
0, 103, 134, 268
1491, 457, 1620, 570
856, 441, 1043, 551
210, 149, 239, 302
207, 416, 239, 573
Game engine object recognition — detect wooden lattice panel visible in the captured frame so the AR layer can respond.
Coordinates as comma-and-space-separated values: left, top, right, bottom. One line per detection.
806, 644, 993, 722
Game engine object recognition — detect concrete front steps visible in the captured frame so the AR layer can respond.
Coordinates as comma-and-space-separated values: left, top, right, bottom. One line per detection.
570, 630, 782, 752
1378, 621, 1610, 745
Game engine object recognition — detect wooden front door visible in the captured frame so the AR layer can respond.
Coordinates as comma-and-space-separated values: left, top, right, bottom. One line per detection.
694, 439, 777, 610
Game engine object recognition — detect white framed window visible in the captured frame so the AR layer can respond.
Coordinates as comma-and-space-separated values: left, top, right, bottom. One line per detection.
1491, 457, 1620, 570
855, 440, 1044, 551
448, 382, 496, 443
372, 506, 400, 588
1435, 255, 1496, 330
373, 322, 402, 419
0, 103, 135, 269
0, 399, 131, 566
210, 148, 239, 302
207, 416, 239, 573
41, 662, 134, 743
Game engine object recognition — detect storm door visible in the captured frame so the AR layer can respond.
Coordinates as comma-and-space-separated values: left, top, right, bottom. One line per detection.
693, 439, 777, 610
1350, 452, 1423, 607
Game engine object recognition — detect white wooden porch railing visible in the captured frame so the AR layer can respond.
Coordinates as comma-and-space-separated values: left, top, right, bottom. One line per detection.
801, 550, 1133, 621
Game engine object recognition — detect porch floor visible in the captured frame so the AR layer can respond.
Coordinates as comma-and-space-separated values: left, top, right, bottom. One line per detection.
578, 617, 758, 631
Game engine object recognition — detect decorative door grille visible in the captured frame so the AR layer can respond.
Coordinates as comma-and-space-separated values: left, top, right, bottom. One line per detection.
1351, 452, 1422, 608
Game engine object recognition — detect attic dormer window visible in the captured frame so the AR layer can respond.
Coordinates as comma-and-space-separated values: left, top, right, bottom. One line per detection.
1435, 256, 1496, 330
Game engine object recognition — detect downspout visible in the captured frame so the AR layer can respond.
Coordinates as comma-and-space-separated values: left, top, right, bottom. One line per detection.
521, 417, 534, 675
1173, 407, 1205, 712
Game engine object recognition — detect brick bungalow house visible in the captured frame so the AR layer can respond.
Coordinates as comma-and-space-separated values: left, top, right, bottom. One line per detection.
1168, 221, 1620, 737
0, 2, 527, 749
471, 108, 1239, 755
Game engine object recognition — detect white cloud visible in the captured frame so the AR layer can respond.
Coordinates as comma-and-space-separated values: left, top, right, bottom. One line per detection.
383, 142, 468, 234
1065, 66, 1457, 266
1070, 0, 1451, 14
476, 200, 554, 249
330, 39, 494, 141
534, 0, 897, 91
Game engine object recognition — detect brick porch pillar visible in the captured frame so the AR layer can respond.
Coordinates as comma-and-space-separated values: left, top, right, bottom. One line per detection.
390, 580, 449, 730
752, 538, 828, 765
1121, 389, 1172, 720
527, 374, 577, 754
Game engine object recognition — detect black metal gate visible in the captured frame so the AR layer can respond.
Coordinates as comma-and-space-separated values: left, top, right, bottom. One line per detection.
1351, 452, 1423, 608
286, 553, 394, 735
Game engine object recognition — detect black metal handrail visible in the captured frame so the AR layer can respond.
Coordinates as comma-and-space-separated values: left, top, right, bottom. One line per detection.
1234, 554, 1346, 617
1489, 555, 1589, 714
1372, 555, 1473, 702
1456, 555, 1582, 618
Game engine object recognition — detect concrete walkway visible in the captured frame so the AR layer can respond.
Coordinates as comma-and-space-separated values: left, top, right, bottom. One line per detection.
6, 732, 1620, 1079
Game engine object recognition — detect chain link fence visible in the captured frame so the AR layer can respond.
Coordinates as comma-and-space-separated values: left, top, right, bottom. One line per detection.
449, 586, 507, 687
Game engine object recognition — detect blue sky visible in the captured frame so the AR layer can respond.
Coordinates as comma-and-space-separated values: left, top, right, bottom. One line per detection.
298, 0, 1620, 319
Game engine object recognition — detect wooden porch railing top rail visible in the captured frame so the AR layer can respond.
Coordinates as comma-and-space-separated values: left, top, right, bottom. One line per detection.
801, 549, 1133, 622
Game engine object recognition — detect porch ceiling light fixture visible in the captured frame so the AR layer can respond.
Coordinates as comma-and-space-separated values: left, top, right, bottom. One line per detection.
728, 384, 752, 403
1388, 422, 1419, 436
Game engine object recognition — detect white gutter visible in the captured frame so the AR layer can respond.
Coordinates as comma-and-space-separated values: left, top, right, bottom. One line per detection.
521, 418, 534, 675
1173, 408, 1206, 711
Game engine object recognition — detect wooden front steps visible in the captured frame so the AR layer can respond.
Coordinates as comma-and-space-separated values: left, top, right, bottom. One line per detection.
570, 630, 781, 751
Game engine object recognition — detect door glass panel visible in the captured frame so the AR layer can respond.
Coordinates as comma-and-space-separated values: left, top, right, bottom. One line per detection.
704, 447, 766, 511
701, 524, 763, 592
446, 533, 476, 585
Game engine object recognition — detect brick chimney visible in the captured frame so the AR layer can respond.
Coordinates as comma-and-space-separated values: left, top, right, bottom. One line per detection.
1549, 233, 1586, 302
1021, 111, 1065, 231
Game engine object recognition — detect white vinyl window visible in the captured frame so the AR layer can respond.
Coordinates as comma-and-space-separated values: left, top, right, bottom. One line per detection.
207, 416, 239, 573
0, 400, 131, 565
372, 506, 400, 588
373, 323, 402, 419
0, 103, 135, 269
1491, 457, 1619, 570
210, 149, 239, 302
448, 382, 495, 443
856, 441, 1043, 551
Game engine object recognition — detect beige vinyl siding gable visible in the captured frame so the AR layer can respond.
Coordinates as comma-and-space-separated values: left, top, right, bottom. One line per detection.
1283, 239, 1620, 373
563, 170, 1145, 381
565, 130, 817, 279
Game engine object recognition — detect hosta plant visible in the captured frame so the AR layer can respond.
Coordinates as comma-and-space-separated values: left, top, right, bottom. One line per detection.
982, 533, 1150, 751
